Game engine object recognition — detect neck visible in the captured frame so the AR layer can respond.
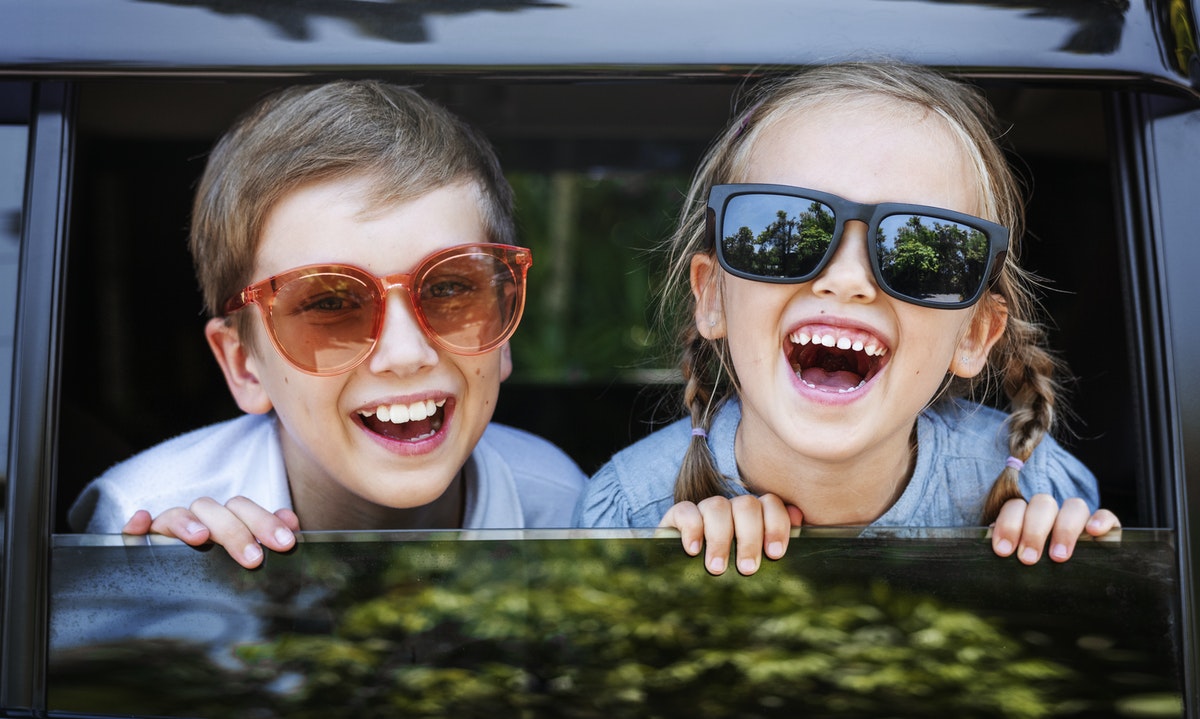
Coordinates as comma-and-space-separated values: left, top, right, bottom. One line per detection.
735, 424, 916, 526
288, 467, 466, 532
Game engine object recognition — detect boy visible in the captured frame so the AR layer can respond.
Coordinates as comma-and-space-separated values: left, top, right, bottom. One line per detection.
69, 81, 586, 567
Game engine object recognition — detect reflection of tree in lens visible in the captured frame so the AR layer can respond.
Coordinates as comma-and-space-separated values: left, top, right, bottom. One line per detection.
723, 199, 833, 278
876, 216, 987, 302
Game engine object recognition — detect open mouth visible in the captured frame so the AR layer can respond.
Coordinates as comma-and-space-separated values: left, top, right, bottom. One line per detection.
358, 398, 447, 442
788, 327, 888, 393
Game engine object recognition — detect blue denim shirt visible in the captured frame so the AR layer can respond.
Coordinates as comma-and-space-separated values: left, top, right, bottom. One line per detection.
572, 397, 1099, 528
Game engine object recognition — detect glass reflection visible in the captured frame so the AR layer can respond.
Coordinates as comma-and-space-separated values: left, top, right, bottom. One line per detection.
49, 530, 1183, 718
875, 215, 988, 303
135, 0, 567, 43
721, 196, 834, 279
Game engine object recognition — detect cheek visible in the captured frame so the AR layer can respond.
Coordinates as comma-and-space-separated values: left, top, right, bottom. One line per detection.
902, 310, 974, 374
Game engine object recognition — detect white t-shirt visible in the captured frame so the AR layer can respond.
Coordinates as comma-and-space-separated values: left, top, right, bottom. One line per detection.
69, 413, 586, 533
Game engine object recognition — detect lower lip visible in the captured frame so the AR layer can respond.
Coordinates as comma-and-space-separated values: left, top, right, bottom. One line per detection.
358, 404, 453, 456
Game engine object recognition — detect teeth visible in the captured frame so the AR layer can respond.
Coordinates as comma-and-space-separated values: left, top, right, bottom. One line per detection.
799, 377, 867, 392
789, 330, 888, 357
361, 399, 445, 424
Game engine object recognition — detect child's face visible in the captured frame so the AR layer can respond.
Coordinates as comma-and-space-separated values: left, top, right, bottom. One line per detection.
214, 177, 510, 517
693, 98, 1003, 485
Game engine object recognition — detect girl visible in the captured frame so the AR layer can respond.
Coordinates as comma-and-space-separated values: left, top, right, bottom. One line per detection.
572, 62, 1120, 574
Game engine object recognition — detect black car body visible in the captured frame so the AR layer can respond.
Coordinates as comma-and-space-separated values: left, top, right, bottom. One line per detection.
2, 1, 1199, 716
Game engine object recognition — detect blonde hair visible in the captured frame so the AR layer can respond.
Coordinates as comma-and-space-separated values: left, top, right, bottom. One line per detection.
662, 62, 1065, 524
189, 80, 515, 351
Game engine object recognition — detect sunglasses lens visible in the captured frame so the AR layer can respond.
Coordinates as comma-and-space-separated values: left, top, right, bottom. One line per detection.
720, 194, 835, 280
875, 214, 990, 305
418, 251, 521, 354
270, 271, 380, 374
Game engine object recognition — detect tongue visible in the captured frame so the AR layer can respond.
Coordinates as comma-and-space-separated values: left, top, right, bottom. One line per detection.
800, 367, 864, 391
366, 415, 438, 442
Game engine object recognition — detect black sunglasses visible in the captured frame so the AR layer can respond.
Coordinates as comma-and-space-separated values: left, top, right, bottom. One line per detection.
707, 184, 1009, 309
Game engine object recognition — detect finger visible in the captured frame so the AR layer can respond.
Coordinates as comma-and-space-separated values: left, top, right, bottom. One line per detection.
760, 494, 793, 561
658, 502, 705, 556
275, 508, 302, 532
1015, 493, 1061, 565
1045, 497, 1092, 563
990, 497, 1027, 557
145, 507, 212, 546
1086, 509, 1121, 536
696, 496, 734, 575
730, 495, 765, 575
122, 509, 153, 535
226, 496, 297, 552
188, 497, 266, 569
786, 504, 805, 528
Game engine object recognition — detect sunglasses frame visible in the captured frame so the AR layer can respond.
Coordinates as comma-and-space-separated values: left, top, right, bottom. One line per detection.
221, 243, 532, 375
707, 183, 1009, 309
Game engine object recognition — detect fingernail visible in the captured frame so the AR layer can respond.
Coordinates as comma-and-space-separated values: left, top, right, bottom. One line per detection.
244, 544, 263, 564
1050, 543, 1068, 560
996, 539, 1012, 555
185, 521, 206, 538
767, 541, 783, 559
275, 528, 295, 547
708, 557, 725, 574
688, 540, 701, 555
738, 558, 758, 574
1020, 547, 1038, 563
1087, 519, 1102, 532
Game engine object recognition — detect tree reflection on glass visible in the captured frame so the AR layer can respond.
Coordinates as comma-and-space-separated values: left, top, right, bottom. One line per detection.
876, 215, 989, 302
48, 536, 1184, 718
721, 200, 834, 279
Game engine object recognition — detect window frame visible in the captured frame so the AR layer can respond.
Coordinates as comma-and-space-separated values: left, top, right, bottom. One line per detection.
2, 81, 72, 714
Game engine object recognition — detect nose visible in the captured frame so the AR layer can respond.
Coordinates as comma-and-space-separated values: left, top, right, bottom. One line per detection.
365, 291, 440, 375
809, 221, 878, 303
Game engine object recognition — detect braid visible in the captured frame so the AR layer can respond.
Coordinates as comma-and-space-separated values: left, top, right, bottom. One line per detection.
673, 325, 737, 503
979, 310, 1064, 524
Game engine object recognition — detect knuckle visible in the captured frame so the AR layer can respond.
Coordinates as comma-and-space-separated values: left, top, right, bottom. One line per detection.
1029, 492, 1059, 508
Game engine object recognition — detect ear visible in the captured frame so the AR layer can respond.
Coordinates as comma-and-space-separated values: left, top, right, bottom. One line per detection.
498, 342, 513, 382
690, 253, 726, 340
205, 317, 274, 414
949, 294, 1008, 378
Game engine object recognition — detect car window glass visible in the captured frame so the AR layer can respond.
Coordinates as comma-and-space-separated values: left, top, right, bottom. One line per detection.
48, 529, 1184, 717
0, 121, 28, 531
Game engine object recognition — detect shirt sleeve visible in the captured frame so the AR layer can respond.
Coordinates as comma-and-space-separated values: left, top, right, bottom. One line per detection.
572, 461, 637, 528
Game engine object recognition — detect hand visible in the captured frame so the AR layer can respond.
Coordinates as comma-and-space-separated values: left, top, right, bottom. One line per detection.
122, 496, 301, 569
658, 493, 803, 576
990, 493, 1121, 564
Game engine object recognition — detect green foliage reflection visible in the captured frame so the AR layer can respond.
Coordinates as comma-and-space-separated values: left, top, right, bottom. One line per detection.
876, 215, 989, 302
238, 541, 1079, 718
